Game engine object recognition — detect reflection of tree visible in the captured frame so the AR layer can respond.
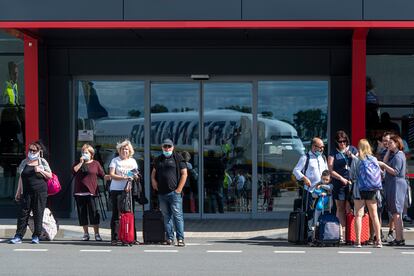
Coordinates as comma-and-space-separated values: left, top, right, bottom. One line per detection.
261, 111, 273, 118
151, 104, 168, 113
127, 109, 141, 117
293, 109, 327, 140
171, 107, 195, 112
221, 105, 251, 113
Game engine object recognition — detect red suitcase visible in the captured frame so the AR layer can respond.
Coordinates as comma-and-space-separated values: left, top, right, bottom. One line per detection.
119, 212, 135, 245
346, 212, 370, 245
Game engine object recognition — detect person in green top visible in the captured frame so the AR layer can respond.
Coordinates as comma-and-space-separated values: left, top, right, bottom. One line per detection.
3, 62, 19, 106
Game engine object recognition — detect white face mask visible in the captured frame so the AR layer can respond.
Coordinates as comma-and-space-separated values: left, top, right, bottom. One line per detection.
28, 152, 39, 161
82, 153, 90, 161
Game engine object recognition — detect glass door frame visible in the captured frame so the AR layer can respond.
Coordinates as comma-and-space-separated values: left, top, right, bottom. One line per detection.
73, 75, 330, 219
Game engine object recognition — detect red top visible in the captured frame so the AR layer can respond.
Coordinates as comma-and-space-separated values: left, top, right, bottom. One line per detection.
72, 160, 105, 195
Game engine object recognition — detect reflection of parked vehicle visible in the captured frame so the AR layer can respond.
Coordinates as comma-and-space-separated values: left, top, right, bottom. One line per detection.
89, 110, 304, 174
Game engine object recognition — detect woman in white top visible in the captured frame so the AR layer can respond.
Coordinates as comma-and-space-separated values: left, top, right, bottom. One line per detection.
108, 140, 138, 245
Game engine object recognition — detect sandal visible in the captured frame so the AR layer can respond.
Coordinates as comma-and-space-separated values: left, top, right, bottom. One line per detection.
163, 239, 173, 246
374, 240, 382, 248
177, 239, 185, 247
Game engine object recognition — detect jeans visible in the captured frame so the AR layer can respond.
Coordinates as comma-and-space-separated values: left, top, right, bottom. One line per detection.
158, 191, 184, 241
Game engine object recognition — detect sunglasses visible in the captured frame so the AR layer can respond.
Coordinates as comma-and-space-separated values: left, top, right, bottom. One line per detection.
337, 140, 347, 144
162, 145, 172, 149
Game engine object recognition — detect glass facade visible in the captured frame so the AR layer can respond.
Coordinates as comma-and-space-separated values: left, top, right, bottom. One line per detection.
77, 80, 145, 210
0, 31, 24, 206
75, 78, 329, 218
257, 81, 329, 214
366, 55, 414, 172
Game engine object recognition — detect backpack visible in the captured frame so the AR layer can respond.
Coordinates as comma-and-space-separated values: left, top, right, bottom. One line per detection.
357, 156, 382, 191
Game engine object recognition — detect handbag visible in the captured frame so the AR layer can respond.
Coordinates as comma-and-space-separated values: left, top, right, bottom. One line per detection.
132, 177, 148, 205
47, 173, 61, 196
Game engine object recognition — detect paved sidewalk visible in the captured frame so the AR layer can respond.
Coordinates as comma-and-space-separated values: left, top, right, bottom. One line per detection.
0, 218, 289, 240
2, 217, 414, 241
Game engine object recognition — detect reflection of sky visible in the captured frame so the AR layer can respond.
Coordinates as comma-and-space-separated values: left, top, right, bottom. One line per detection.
151, 83, 199, 111
258, 81, 328, 123
204, 83, 252, 111
78, 81, 328, 123
78, 81, 145, 118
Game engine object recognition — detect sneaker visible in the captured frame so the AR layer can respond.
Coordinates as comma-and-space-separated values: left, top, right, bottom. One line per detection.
403, 215, 413, 223
94, 234, 102, 242
374, 242, 383, 248
353, 244, 362, 248
82, 233, 90, 241
388, 239, 405, 246
31, 236, 40, 244
111, 240, 118, 246
8, 236, 22, 244
177, 239, 185, 247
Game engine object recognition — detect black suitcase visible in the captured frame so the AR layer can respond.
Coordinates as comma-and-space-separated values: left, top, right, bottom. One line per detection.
288, 188, 309, 244
143, 209, 165, 244
293, 198, 302, 211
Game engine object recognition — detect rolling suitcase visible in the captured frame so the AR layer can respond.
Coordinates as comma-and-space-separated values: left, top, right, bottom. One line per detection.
143, 209, 166, 244
314, 213, 340, 246
288, 188, 309, 244
119, 212, 135, 245
346, 212, 370, 245
293, 198, 302, 211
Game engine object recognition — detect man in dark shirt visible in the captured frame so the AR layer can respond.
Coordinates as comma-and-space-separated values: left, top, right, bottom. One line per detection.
151, 139, 187, 246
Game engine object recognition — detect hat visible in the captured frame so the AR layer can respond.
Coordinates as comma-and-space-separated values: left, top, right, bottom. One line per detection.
162, 139, 174, 147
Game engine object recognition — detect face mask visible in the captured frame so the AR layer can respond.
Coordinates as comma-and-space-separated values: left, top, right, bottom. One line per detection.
314, 151, 322, 157
82, 153, 90, 161
163, 151, 173, 157
28, 152, 39, 161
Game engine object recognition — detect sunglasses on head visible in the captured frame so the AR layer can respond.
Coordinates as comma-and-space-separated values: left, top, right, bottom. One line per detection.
162, 145, 172, 148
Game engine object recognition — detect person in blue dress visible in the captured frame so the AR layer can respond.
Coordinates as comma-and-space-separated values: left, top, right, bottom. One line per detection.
328, 130, 358, 241
378, 134, 407, 246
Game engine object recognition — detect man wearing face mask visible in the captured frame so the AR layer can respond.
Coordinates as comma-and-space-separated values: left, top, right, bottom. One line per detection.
151, 139, 187, 247
293, 137, 328, 236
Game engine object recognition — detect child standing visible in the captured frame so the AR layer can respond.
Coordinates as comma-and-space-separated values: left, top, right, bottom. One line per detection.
312, 170, 334, 226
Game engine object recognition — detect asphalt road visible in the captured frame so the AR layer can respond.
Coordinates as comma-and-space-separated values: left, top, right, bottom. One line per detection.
0, 238, 413, 276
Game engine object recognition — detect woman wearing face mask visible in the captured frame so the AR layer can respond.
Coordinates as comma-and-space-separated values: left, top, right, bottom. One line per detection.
378, 134, 407, 246
328, 130, 357, 242
108, 140, 138, 246
73, 144, 108, 241
9, 141, 52, 244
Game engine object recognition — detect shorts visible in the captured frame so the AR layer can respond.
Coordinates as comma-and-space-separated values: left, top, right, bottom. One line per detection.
332, 181, 350, 201
358, 191, 378, 201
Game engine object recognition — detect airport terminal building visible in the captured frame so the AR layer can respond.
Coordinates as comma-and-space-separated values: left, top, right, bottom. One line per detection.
0, 1, 413, 218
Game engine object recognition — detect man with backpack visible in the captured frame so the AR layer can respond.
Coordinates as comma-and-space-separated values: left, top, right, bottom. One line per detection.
151, 139, 187, 247
293, 137, 328, 233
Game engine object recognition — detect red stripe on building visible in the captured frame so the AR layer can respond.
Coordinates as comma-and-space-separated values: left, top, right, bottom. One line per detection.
23, 35, 39, 151
351, 28, 368, 146
1, 21, 414, 29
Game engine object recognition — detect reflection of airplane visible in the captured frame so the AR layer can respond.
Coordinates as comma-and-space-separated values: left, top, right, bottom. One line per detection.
92, 110, 304, 173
